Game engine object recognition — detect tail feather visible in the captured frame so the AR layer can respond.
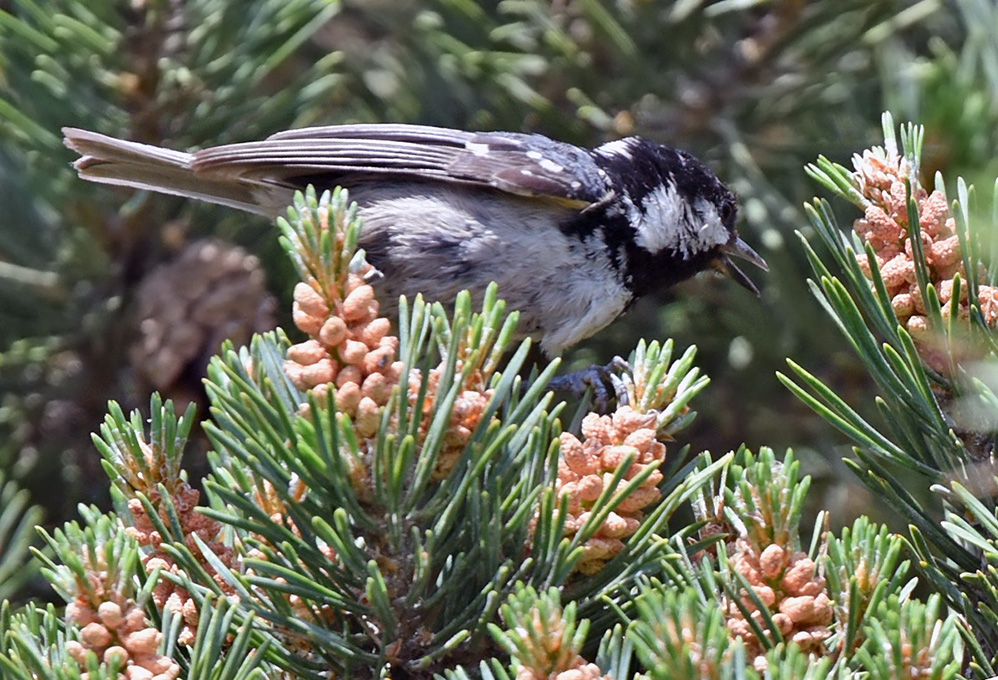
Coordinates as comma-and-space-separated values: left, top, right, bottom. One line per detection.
62, 128, 285, 216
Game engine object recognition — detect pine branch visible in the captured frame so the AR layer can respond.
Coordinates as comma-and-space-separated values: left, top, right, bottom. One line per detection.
787, 112, 998, 667
0, 472, 43, 603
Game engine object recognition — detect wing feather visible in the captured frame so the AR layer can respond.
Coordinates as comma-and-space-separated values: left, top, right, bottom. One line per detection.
190, 124, 610, 204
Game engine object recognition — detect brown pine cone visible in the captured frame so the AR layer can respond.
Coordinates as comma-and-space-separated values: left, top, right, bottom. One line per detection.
129, 239, 277, 394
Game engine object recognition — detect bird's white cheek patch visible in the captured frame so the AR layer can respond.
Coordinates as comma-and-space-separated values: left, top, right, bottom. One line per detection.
634, 183, 690, 255
693, 197, 729, 249
635, 188, 730, 257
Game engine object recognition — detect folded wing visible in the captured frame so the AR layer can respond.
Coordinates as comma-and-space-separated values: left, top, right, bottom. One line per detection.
64, 123, 612, 214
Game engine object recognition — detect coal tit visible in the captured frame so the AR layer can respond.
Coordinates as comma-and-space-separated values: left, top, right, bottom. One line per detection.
63, 124, 766, 355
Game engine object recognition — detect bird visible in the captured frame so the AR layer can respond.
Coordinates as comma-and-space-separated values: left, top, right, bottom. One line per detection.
62, 123, 767, 356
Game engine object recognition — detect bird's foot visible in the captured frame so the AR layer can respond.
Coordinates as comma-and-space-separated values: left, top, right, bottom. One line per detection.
548, 356, 630, 412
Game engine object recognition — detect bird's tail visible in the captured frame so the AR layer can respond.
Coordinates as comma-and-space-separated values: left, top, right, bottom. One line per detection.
62, 128, 278, 215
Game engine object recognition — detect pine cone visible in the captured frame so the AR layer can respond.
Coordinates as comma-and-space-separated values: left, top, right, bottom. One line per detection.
724, 539, 832, 661
850, 143, 998, 374
130, 239, 277, 395
555, 406, 667, 574
66, 599, 181, 679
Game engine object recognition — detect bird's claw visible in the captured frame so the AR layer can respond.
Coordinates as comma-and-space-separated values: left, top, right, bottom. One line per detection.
548, 356, 630, 412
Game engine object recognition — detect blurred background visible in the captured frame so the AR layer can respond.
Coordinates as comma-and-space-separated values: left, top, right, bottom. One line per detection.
1, 0, 996, 597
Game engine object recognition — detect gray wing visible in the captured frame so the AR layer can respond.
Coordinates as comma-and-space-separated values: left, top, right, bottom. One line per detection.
192, 123, 611, 205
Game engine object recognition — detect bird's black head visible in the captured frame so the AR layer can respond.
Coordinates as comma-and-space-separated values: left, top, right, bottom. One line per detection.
593, 137, 767, 295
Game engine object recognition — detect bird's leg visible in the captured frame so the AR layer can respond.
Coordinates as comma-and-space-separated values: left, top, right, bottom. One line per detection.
548, 356, 630, 412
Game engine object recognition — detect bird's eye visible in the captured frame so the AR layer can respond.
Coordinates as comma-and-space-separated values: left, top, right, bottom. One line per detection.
720, 202, 736, 225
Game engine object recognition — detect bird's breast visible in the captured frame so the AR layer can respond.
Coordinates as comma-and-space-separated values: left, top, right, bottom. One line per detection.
346, 183, 632, 354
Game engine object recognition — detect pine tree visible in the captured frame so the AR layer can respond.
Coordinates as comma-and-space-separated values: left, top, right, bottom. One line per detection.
0, 187, 967, 678
4, 0, 998, 677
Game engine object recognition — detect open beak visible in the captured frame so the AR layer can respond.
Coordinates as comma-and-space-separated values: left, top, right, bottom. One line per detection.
713, 237, 768, 296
